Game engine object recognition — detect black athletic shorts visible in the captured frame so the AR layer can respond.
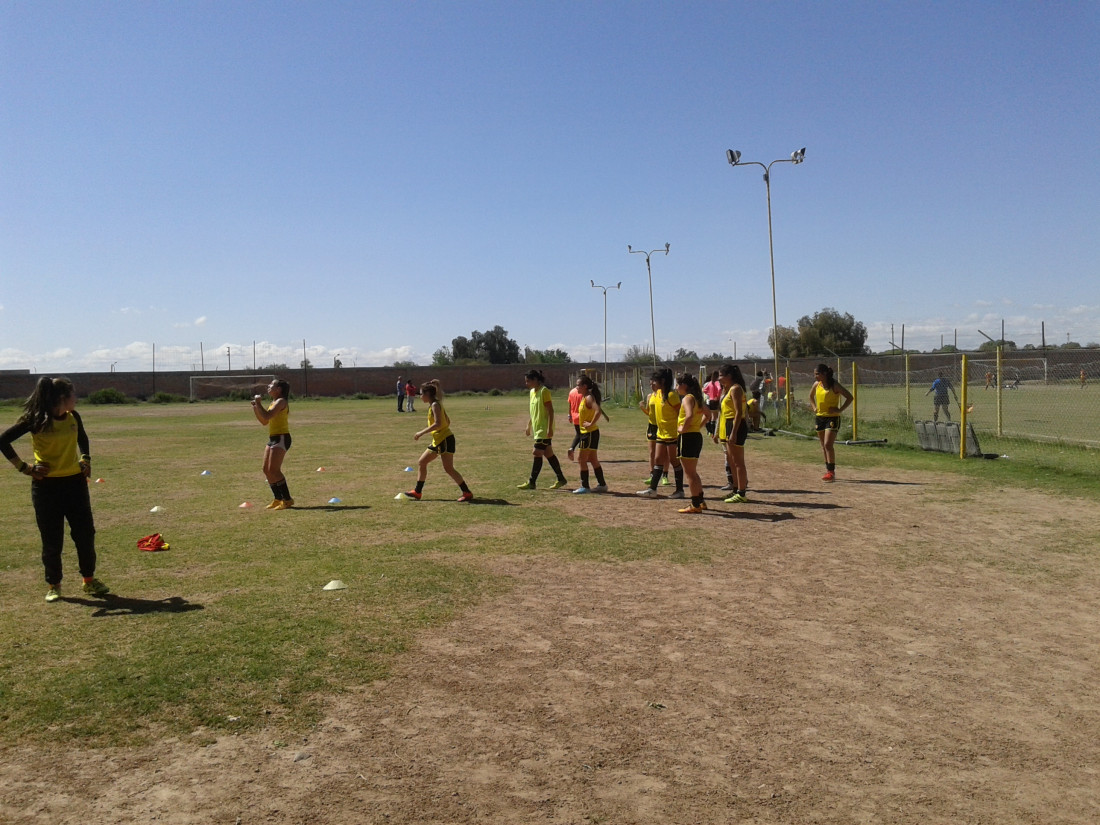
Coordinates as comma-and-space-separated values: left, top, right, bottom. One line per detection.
646, 423, 658, 441
533, 438, 552, 452
267, 433, 292, 450
578, 430, 601, 451
678, 431, 704, 459
815, 415, 841, 432
428, 434, 457, 454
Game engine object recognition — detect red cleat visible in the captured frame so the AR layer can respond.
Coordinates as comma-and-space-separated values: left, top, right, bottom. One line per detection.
822, 471, 835, 482
458, 491, 473, 502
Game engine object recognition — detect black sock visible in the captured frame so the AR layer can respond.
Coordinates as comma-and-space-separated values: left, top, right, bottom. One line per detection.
459, 481, 471, 494
674, 466, 684, 492
276, 480, 291, 500
826, 463, 835, 472
649, 466, 663, 489
547, 455, 565, 480
692, 495, 704, 507
415, 480, 425, 493
580, 470, 590, 488
530, 456, 543, 483
594, 467, 606, 486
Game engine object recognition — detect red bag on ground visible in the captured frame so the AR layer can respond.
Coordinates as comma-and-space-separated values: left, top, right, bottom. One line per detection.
137, 533, 169, 552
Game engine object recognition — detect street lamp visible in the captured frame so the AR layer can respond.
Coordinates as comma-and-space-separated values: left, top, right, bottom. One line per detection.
627, 242, 670, 368
590, 279, 622, 382
726, 147, 805, 419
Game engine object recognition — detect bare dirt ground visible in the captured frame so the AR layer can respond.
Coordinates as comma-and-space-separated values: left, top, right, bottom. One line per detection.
4, 452, 1100, 824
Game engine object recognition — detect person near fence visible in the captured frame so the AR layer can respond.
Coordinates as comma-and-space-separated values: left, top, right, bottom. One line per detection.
396, 375, 405, 412
810, 364, 853, 482
518, 369, 569, 490
748, 370, 765, 430
404, 380, 473, 502
714, 363, 750, 502
404, 379, 417, 411
572, 375, 608, 494
566, 378, 584, 461
0, 377, 110, 602
252, 378, 295, 509
675, 373, 709, 513
638, 375, 669, 486
925, 372, 955, 422
702, 370, 722, 436
637, 368, 684, 499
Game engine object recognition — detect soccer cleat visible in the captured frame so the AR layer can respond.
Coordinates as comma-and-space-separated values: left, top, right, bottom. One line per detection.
516, 481, 535, 490
593, 484, 608, 493
719, 483, 735, 492
573, 487, 590, 494
82, 578, 109, 597
549, 478, 568, 489
678, 505, 703, 514
636, 488, 658, 498
725, 493, 747, 504
45, 586, 61, 603
273, 499, 295, 510
403, 489, 422, 500
264, 499, 281, 510
700, 501, 708, 510
668, 490, 685, 500
660, 476, 671, 486
458, 491, 473, 502
822, 471, 836, 482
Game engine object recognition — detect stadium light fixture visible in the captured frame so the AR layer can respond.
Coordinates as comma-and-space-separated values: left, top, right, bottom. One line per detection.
627, 243, 670, 369
590, 280, 622, 382
725, 147, 806, 422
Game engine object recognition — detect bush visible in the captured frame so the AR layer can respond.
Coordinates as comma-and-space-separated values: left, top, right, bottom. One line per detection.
151, 392, 188, 404
87, 388, 133, 405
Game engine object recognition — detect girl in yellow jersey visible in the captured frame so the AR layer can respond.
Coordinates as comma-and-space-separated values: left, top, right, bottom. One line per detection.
637, 368, 684, 498
0, 377, 109, 602
573, 375, 609, 494
404, 380, 473, 502
714, 364, 750, 503
637, 376, 669, 486
252, 378, 295, 509
675, 373, 710, 513
809, 363, 853, 481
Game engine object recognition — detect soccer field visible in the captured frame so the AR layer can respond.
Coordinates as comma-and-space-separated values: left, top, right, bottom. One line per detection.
3, 396, 1100, 824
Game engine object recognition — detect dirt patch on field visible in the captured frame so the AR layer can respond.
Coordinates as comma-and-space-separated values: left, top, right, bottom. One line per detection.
4, 454, 1100, 824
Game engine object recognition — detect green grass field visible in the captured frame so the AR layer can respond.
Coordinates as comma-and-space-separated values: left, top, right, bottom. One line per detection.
1, 394, 1097, 747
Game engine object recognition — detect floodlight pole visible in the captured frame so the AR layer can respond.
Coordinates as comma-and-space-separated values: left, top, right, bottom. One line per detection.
726, 147, 805, 417
627, 243, 670, 368
590, 279, 622, 381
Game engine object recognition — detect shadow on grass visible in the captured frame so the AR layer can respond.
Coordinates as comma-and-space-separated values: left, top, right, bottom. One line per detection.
63, 594, 205, 617
464, 498, 517, 507
842, 479, 923, 486
294, 505, 373, 511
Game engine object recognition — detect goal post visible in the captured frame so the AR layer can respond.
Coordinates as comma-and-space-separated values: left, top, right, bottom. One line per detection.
188, 374, 275, 402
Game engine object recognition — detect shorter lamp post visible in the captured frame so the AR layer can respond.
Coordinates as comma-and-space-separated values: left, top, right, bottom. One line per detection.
627, 243, 670, 368
590, 280, 621, 382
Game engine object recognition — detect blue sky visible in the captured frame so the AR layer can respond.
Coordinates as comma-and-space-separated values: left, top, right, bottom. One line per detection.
2, 1, 1098, 373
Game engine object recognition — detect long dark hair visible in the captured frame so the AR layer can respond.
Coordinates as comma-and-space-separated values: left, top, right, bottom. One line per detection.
577, 375, 609, 421
815, 363, 835, 390
677, 373, 704, 407
718, 363, 746, 393
651, 367, 675, 402
525, 369, 546, 386
20, 377, 74, 434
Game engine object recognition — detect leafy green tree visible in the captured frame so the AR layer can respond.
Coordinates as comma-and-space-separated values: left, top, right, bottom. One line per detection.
978, 339, 1016, 352
431, 347, 454, 367
444, 326, 523, 364
622, 344, 655, 364
671, 347, 699, 361
524, 347, 572, 364
770, 309, 868, 358
391, 359, 418, 370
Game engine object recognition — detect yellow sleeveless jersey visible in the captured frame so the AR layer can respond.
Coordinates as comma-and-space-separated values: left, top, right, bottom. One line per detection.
718, 387, 745, 442
677, 398, 705, 433
32, 414, 83, 478
267, 402, 289, 436
815, 383, 842, 415
578, 396, 599, 433
653, 391, 681, 440
429, 403, 453, 446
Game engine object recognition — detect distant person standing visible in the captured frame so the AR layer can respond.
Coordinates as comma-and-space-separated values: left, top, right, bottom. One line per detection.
396, 375, 405, 412
748, 370, 765, 431
1081, 369, 1087, 389
405, 379, 417, 412
984, 371, 994, 390
925, 372, 954, 422
810, 364, 853, 482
